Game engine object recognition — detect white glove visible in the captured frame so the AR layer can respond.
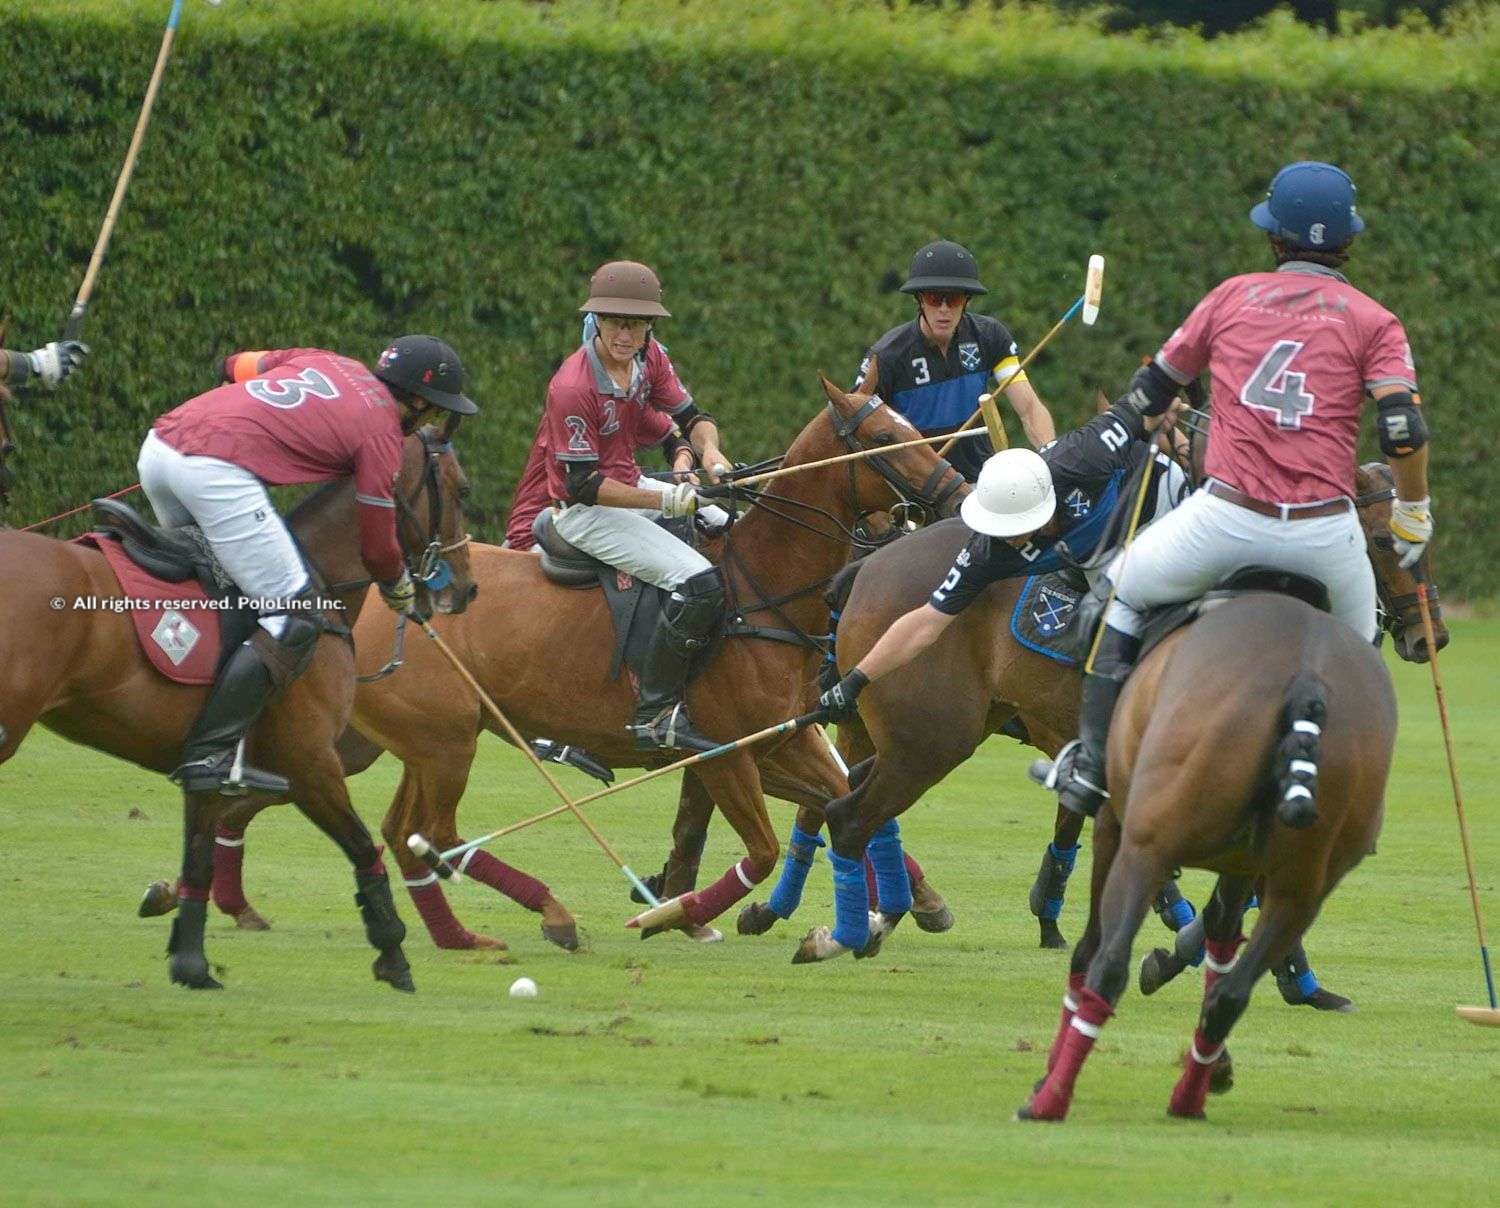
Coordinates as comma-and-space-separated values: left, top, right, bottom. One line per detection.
660, 482, 699, 519
27, 340, 88, 388
1389, 497, 1432, 569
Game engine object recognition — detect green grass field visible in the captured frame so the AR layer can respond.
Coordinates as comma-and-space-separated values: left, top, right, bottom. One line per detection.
2, 622, 1497, 1207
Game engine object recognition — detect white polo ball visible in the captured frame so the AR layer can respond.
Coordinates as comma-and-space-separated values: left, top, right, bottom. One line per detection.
508, 976, 539, 1000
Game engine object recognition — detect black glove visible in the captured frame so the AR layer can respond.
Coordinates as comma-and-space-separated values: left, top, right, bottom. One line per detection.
818, 668, 869, 723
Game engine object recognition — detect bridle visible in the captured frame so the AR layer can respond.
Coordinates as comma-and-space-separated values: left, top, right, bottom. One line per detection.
714, 397, 966, 655
1177, 400, 1437, 647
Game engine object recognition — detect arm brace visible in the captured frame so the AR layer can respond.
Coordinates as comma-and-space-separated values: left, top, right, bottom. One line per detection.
1118, 361, 1177, 418
674, 403, 716, 438
3, 351, 32, 387
563, 460, 605, 505
1375, 391, 1429, 457
660, 432, 693, 463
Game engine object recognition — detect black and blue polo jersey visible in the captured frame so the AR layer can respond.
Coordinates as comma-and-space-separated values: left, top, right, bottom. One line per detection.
854, 311, 1028, 482
929, 401, 1181, 616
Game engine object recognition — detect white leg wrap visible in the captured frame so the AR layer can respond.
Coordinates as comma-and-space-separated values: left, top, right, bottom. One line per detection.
1070, 1016, 1102, 1040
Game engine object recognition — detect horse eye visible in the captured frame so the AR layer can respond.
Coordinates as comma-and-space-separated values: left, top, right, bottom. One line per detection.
874, 433, 895, 446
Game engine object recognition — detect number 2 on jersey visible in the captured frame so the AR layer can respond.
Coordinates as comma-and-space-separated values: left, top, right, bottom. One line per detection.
246, 367, 341, 410
1241, 340, 1315, 429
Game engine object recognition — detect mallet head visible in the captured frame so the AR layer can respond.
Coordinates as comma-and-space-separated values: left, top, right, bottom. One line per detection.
1082, 254, 1105, 327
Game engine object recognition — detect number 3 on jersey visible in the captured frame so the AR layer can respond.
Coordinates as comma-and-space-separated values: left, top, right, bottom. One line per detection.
1241, 340, 1315, 429
246, 367, 341, 410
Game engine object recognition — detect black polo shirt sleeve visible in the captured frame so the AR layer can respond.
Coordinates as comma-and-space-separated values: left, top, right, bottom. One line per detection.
1043, 401, 1149, 483
929, 530, 1039, 615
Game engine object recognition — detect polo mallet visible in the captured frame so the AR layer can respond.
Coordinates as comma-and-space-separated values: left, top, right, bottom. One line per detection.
1081, 440, 1158, 675
1412, 568, 1499, 1026
408, 618, 663, 906
64, 0, 186, 340
414, 707, 828, 871
938, 254, 1106, 459
726, 424, 991, 490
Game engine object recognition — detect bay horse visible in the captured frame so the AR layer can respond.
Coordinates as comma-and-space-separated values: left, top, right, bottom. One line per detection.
789, 463, 1444, 963
1019, 473, 1437, 1122
0, 427, 476, 990
150, 374, 967, 944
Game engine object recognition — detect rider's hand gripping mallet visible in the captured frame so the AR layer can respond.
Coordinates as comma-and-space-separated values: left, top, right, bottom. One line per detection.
1413, 568, 1500, 1026
65, 0, 187, 341
939, 254, 1105, 458
409, 618, 664, 906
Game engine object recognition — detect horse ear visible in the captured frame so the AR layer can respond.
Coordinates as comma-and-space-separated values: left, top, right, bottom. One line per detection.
1094, 389, 1110, 415
818, 372, 846, 406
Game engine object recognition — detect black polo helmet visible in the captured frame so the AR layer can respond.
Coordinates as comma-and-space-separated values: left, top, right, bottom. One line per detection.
900, 240, 988, 295
374, 335, 477, 415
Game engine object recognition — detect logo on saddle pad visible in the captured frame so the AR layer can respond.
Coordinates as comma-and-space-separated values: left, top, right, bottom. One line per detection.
151, 609, 202, 667
1032, 587, 1075, 638
959, 342, 981, 372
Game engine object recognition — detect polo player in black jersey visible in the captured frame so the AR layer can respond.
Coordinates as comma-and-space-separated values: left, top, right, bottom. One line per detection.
855, 240, 1055, 481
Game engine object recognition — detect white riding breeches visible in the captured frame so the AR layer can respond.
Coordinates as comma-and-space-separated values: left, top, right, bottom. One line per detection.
1104, 486, 1377, 643
551, 497, 711, 591
138, 431, 309, 638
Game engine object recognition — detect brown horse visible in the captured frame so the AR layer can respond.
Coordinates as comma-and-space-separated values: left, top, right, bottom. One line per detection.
1018, 475, 1436, 1122
0, 428, 476, 990
790, 464, 1445, 962
155, 374, 967, 943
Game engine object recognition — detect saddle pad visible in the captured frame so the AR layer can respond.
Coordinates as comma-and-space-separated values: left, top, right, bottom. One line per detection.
1010, 572, 1084, 668
77, 534, 240, 685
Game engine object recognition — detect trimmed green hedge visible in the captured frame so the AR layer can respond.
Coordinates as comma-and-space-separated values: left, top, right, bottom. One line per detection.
4, 1, 1498, 593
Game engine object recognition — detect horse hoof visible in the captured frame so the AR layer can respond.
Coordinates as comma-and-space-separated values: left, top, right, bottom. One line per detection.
232, 906, 272, 932
169, 953, 222, 990
1038, 919, 1068, 950
912, 906, 954, 934
1139, 947, 1180, 996
469, 933, 509, 951
1294, 987, 1355, 1013
737, 901, 780, 936
373, 950, 416, 993
1167, 1106, 1207, 1121
138, 880, 177, 918
683, 924, 723, 943
1208, 1050, 1234, 1095
855, 912, 898, 960
791, 925, 850, 964
541, 922, 579, 952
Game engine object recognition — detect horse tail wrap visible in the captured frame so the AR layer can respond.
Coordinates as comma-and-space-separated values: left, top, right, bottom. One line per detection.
1273, 671, 1326, 829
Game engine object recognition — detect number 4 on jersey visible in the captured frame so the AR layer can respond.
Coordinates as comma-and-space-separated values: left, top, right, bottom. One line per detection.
1241, 340, 1315, 429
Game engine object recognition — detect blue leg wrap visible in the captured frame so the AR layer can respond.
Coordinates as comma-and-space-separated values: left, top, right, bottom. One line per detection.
829, 850, 870, 951
766, 824, 824, 919
1040, 842, 1079, 922
866, 818, 913, 915
1167, 894, 1197, 931
1296, 967, 1320, 997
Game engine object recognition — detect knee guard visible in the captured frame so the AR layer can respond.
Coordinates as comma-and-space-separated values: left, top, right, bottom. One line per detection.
251, 595, 322, 694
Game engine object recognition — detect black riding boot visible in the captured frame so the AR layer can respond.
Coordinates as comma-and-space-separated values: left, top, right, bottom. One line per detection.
172, 640, 291, 796
630, 568, 725, 753
1059, 625, 1140, 817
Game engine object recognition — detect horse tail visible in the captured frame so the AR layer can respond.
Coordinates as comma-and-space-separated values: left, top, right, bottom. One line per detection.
1273, 671, 1326, 829
824, 559, 863, 615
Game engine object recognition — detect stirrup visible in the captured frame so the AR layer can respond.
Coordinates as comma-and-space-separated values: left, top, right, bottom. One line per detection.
1029, 739, 1109, 818
172, 746, 289, 797
629, 704, 721, 754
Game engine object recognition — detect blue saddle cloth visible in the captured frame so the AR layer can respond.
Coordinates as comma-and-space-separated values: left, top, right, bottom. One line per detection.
1010, 572, 1085, 667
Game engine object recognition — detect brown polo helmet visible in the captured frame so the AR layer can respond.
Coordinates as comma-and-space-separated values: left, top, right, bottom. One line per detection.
578, 260, 671, 318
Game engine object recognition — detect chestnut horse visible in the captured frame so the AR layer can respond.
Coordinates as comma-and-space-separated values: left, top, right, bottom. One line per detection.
1019, 478, 1435, 1121
0, 428, 475, 990
157, 375, 967, 945
792, 464, 1444, 963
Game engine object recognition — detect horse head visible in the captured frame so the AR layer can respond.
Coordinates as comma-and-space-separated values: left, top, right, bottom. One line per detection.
393, 422, 477, 617
816, 364, 968, 528
1355, 461, 1447, 663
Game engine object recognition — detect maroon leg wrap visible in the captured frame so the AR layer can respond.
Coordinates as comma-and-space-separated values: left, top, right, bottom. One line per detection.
457, 848, 550, 912
405, 877, 479, 950
684, 859, 760, 925
1046, 971, 1089, 1073
904, 850, 925, 884
210, 824, 249, 916
1026, 985, 1113, 1121
1169, 1026, 1223, 1118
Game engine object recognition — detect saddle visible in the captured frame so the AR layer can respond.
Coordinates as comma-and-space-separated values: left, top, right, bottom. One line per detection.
91, 498, 236, 596
1137, 566, 1332, 663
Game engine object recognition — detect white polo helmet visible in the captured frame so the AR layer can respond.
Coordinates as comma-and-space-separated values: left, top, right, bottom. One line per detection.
959, 448, 1057, 537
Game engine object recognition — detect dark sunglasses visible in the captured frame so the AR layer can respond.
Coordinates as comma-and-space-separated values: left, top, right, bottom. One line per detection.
919, 291, 968, 309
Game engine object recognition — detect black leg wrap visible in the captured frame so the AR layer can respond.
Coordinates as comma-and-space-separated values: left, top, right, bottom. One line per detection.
167, 898, 221, 989
354, 868, 407, 951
